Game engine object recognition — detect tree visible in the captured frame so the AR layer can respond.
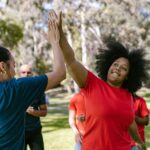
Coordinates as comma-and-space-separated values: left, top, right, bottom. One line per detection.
53, 0, 150, 88
0, 19, 23, 48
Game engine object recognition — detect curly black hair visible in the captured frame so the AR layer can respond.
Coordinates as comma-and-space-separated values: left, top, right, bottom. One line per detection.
95, 41, 150, 93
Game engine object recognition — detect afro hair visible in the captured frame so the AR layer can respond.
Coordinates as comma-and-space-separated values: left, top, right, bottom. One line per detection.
95, 41, 150, 93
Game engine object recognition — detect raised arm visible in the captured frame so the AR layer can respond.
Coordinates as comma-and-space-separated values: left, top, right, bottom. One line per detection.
49, 10, 88, 88
45, 11, 66, 91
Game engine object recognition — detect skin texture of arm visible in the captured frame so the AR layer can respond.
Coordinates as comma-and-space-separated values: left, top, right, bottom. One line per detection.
45, 11, 66, 91
128, 120, 146, 150
48, 10, 88, 88
69, 110, 82, 143
26, 104, 47, 117
135, 115, 149, 126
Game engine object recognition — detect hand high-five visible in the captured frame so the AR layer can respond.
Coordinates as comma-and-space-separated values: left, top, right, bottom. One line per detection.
47, 10, 60, 44
48, 10, 62, 30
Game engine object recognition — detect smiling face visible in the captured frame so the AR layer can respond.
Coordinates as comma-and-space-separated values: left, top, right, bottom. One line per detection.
107, 57, 130, 88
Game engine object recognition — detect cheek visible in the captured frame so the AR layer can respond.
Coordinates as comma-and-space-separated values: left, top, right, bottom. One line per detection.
10, 65, 15, 75
122, 72, 128, 79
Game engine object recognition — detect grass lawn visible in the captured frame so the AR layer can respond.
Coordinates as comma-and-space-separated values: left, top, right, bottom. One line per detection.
41, 92, 74, 150
39, 91, 150, 150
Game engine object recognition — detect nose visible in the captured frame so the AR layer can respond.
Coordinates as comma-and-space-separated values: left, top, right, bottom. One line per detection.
115, 65, 120, 70
115, 65, 122, 73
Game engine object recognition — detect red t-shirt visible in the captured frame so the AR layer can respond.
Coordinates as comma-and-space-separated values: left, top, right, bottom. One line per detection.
69, 92, 86, 135
81, 71, 134, 150
131, 97, 149, 144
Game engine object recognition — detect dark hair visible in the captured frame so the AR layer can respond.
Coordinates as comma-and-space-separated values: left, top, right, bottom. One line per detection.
95, 41, 150, 93
0, 46, 11, 62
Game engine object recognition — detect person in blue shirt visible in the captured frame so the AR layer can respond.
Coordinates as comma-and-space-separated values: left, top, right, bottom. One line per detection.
0, 12, 66, 150
19, 64, 47, 150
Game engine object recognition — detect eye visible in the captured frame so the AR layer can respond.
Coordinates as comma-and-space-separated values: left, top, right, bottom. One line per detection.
120, 66, 128, 71
113, 63, 118, 67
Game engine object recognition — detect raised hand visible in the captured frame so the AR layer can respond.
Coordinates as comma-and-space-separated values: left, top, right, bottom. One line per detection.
47, 10, 60, 44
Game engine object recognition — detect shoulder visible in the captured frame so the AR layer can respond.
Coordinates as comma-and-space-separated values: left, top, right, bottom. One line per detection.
82, 70, 104, 90
135, 96, 146, 103
16, 75, 47, 85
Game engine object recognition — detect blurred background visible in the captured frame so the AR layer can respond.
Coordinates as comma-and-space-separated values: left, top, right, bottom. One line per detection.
0, 0, 150, 149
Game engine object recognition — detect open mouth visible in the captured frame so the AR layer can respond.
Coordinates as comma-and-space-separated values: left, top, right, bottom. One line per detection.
111, 72, 120, 77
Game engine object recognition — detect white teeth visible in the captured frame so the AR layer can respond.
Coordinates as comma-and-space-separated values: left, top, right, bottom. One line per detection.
112, 72, 119, 77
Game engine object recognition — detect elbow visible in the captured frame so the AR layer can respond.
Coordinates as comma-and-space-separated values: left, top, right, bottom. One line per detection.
60, 69, 66, 81
62, 70, 66, 80
145, 116, 149, 126
145, 120, 149, 126
42, 110, 48, 117
42, 114, 47, 117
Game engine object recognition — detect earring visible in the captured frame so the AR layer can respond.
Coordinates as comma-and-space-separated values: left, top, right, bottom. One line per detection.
3, 70, 6, 74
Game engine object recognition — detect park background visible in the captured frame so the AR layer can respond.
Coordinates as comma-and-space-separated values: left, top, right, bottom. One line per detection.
0, 0, 150, 149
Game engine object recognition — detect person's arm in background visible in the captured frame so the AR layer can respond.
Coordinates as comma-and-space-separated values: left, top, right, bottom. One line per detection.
45, 11, 66, 91
48, 10, 88, 88
69, 110, 82, 143
135, 116, 149, 126
135, 98, 149, 126
26, 104, 47, 117
128, 120, 146, 150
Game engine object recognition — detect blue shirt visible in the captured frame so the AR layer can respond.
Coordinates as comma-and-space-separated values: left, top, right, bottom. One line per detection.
25, 94, 46, 131
0, 75, 47, 150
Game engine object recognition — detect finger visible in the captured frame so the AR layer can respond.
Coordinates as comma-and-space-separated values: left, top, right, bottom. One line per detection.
49, 9, 55, 17
79, 136, 82, 143
49, 9, 58, 21
48, 20, 54, 30
57, 11, 62, 26
54, 21, 58, 30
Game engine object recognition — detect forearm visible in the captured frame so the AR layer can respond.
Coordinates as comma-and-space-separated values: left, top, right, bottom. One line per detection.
51, 42, 66, 77
69, 114, 79, 134
135, 116, 149, 125
129, 120, 146, 149
27, 109, 47, 117
59, 29, 76, 65
69, 122, 79, 134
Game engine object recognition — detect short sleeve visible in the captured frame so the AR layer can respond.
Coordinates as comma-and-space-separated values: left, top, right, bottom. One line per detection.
16, 75, 48, 108
81, 71, 103, 93
69, 95, 76, 111
139, 98, 149, 117
38, 94, 46, 105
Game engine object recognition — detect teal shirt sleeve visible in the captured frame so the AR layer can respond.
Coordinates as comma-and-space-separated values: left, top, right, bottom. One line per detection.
16, 75, 48, 110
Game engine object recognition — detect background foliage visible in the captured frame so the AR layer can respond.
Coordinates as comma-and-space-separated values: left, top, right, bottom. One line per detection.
0, 0, 150, 84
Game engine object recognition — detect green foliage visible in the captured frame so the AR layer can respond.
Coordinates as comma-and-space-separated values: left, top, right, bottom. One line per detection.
0, 20, 23, 48
35, 57, 50, 74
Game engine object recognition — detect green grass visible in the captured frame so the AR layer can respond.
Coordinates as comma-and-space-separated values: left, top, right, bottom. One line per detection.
41, 92, 74, 150
38, 91, 150, 150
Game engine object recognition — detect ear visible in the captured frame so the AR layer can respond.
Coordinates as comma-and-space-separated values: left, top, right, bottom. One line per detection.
0, 62, 6, 74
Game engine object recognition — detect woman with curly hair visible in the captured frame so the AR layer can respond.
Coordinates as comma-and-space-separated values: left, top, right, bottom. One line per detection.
48, 10, 149, 150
